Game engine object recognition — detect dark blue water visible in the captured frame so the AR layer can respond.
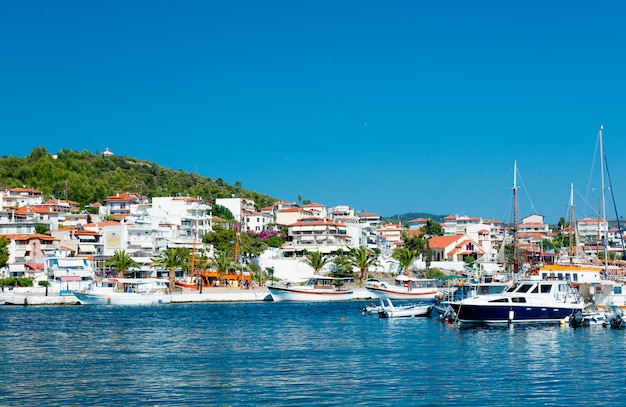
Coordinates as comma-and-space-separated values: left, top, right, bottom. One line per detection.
1, 301, 625, 406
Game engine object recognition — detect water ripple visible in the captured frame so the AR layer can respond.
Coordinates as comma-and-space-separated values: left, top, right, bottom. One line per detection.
1, 302, 626, 406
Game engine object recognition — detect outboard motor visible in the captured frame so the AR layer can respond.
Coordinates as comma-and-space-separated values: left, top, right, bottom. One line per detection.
609, 308, 625, 329
569, 309, 585, 328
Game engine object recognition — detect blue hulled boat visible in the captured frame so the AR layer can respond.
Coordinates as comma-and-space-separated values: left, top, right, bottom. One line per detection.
448, 278, 586, 324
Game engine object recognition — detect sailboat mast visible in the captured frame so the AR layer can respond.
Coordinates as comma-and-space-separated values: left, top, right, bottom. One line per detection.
513, 160, 518, 272
599, 125, 608, 275
569, 183, 574, 263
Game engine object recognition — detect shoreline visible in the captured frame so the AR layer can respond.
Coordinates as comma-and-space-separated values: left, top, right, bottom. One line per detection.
0, 287, 373, 306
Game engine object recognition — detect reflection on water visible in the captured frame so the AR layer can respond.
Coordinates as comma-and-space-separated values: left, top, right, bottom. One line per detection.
1, 301, 626, 406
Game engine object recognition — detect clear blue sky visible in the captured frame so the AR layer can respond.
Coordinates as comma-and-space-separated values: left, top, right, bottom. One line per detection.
2, 1, 626, 225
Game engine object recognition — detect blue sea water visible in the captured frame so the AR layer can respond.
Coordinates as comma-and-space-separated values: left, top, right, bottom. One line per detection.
1, 301, 625, 407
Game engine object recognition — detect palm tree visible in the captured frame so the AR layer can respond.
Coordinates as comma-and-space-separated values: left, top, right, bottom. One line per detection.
211, 249, 234, 285
301, 251, 330, 275
153, 248, 189, 291
348, 246, 379, 284
104, 249, 140, 279
392, 247, 419, 276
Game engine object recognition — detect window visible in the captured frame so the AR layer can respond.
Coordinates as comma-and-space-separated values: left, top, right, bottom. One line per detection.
540, 285, 552, 293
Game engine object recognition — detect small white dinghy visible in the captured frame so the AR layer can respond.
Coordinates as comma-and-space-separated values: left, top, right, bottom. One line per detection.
377, 298, 433, 319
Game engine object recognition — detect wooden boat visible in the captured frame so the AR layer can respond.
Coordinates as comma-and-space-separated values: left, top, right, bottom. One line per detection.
267, 276, 354, 302
72, 278, 172, 305
377, 298, 433, 319
365, 275, 438, 300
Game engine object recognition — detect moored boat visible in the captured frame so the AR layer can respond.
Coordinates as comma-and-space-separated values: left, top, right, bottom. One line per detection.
566, 308, 608, 328
433, 280, 509, 320
267, 276, 354, 302
449, 278, 586, 324
377, 298, 433, 319
72, 278, 172, 305
365, 275, 438, 300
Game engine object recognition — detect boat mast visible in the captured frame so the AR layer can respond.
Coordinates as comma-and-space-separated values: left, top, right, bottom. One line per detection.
569, 183, 574, 264
599, 125, 609, 276
513, 160, 518, 273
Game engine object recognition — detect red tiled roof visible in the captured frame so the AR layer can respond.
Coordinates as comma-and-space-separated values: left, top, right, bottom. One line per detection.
429, 234, 464, 249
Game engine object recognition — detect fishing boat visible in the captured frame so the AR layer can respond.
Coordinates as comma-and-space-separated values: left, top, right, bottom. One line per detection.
365, 275, 438, 300
449, 278, 586, 323
71, 278, 172, 305
266, 276, 354, 302
377, 298, 433, 319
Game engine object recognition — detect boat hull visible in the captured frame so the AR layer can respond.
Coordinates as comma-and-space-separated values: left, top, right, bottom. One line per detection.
380, 304, 433, 318
72, 291, 172, 305
366, 287, 438, 301
267, 286, 354, 302
450, 303, 583, 323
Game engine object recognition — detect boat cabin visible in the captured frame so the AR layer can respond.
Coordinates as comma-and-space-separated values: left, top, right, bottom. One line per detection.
304, 277, 347, 290
392, 276, 437, 290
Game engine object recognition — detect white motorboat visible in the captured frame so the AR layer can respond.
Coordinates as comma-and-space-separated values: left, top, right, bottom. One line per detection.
72, 278, 172, 305
267, 276, 354, 302
365, 275, 438, 300
449, 278, 586, 324
565, 308, 608, 328
377, 298, 433, 319
433, 281, 509, 321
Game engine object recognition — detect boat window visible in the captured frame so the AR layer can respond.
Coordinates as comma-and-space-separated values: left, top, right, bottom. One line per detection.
557, 273, 563, 280
511, 297, 526, 303
516, 284, 533, 293
490, 298, 510, 303
504, 284, 518, 293
540, 285, 552, 293
565, 273, 571, 281
531, 285, 539, 293
615, 286, 623, 295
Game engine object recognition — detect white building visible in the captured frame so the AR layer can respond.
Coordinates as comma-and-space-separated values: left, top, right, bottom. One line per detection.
215, 197, 256, 222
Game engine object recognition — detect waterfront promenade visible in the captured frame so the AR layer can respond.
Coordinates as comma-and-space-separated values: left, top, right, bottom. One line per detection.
0, 286, 372, 305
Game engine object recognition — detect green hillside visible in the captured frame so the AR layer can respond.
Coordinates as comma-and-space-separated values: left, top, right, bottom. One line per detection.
0, 147, 277, 209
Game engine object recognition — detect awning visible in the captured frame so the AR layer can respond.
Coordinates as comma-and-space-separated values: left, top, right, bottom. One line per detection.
79, 244, 96, 253
9, 264, 25, 272
54, 270, 93, 278
60, 276, 82, 281
140, 242, 153, 248
13, 250, 26, 258
79, 235, 96, 241
131, 257, 154, 264
58, 258, 87, 268
25, 263, 44, 270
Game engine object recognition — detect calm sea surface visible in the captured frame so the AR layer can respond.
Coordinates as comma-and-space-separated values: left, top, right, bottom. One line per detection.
1, 301, 625, 407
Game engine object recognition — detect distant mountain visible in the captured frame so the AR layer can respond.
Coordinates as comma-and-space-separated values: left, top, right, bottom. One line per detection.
0, 147, 277, 209
2, 148, 445, 221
